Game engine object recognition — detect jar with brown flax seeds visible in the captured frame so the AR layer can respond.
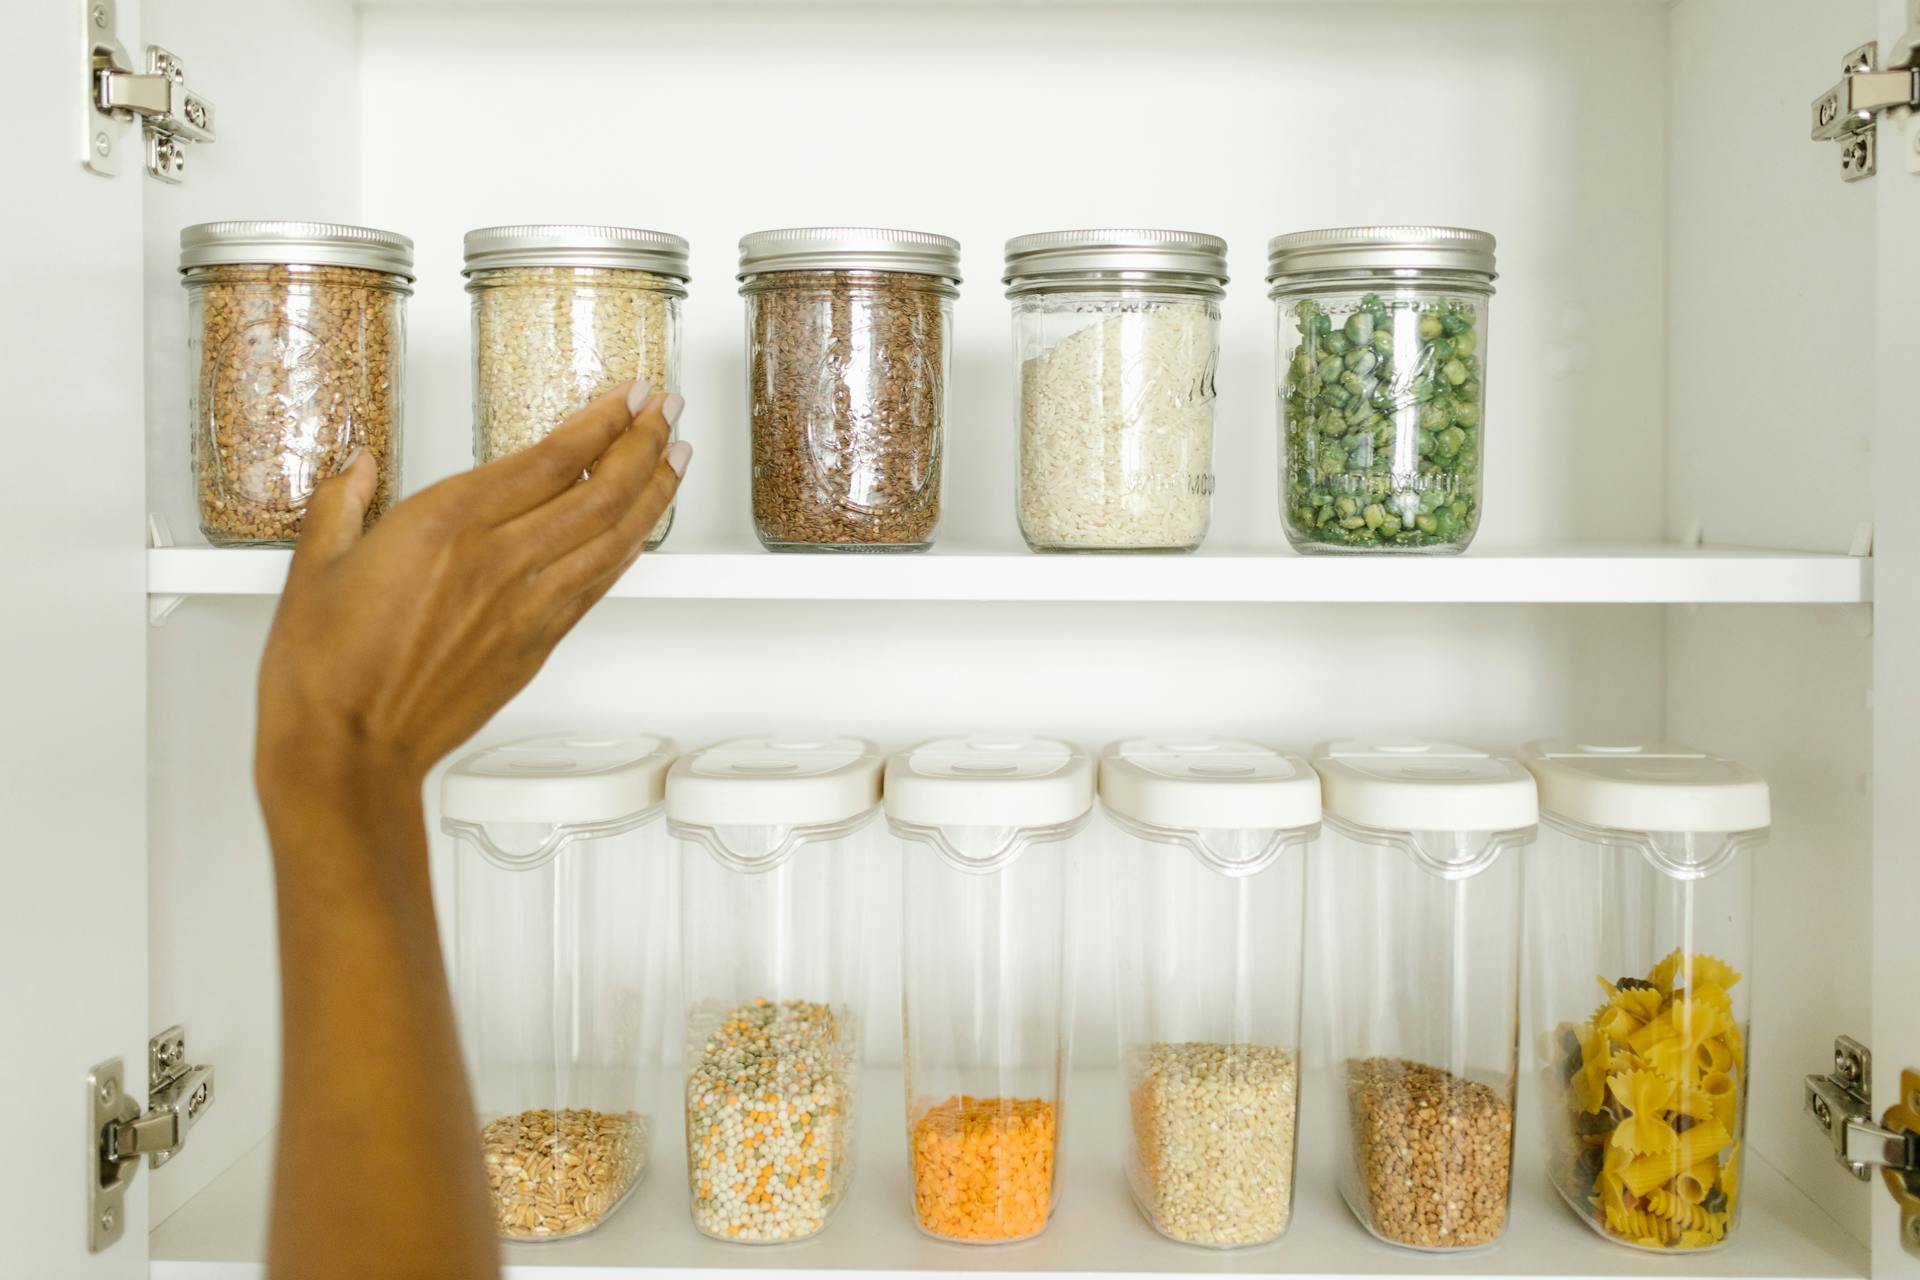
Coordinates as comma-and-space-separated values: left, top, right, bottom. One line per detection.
465, 225, 688, 549
739, 227, 958, 552
181, 221, 412, 547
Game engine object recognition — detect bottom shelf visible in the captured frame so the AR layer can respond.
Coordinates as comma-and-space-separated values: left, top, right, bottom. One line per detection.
152, 1069, 1866, 1278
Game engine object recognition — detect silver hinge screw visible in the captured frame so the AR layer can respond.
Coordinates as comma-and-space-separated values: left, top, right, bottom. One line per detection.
93, 131, 111, 157
97, 1078, 116, 1107
91, 3, 107, 29
98, 1207, 115, 1236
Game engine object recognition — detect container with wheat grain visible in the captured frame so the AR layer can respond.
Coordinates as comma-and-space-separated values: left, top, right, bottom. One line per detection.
465, 225, 688, 548
181, 221, 412, 547
443, 735, 680, 1241
1005, 230, 1226, 553
739, 228, 958, 552
1311, 739, 1538, 1252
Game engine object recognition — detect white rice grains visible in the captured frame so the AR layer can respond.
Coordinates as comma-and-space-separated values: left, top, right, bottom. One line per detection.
1017, 302, 1218, 551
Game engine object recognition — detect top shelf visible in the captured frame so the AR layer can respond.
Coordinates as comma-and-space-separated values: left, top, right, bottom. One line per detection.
147, 543, 1871, 606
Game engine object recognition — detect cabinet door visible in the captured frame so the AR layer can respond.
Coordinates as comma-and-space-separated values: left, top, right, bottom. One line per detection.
1874, 3, 1920, 1277
0, 2, 151, 1274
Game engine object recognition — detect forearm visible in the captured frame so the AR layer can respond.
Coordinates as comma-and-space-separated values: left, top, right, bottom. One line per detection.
261, 764, 497, 1280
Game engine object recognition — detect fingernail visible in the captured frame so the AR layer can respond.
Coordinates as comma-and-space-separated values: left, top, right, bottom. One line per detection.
340, 446, 366, 472
662, 392, 686, 428
626, 380, 653, 416
666, 441, 693, 478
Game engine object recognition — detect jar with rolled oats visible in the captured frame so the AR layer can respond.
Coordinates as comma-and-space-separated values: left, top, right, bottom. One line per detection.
181, 221, 412, 547
465, 225, 689, 548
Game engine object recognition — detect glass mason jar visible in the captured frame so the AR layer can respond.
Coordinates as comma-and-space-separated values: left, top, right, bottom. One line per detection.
1099, 739, 1319, 1249
181, 221, 412, 547
1520, 741, 1768, 1253
1006, 229, 1226, 553
441, 734, 679, 1242
465, 225, 688, 549
885, 737, 1093, 1245
666, 737, 883, 1243
738, 228, 958, 552
1310, 740, 1538, 1252
1267, 227, 1497, 554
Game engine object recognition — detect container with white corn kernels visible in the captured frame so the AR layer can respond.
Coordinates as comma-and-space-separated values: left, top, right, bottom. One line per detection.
1100, 739, 1320, 1249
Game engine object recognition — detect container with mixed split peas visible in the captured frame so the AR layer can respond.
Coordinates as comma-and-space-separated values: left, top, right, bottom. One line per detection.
464, 224, 689, 548
1521, 741, 1768, 1252
181, 221, 412, 547
1100, 740, 1320, 1249
442, 735, 679, 1241
667, 737, 883, 1243
1310, 740, 1537, 1252
886, 737, 1094, 1244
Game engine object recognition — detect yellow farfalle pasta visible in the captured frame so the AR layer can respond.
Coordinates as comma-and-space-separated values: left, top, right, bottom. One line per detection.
1553, 952, 1746, 1250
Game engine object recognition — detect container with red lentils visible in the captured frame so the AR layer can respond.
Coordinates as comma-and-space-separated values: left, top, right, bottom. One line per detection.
181, 221, 413, 547
884, 737, 1093, 1244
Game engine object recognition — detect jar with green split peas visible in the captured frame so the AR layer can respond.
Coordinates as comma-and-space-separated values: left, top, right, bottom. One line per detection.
1267, 227, 1497, 554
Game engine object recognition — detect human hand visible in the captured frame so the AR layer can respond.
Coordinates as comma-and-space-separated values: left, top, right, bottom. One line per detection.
255, 382, 690, 811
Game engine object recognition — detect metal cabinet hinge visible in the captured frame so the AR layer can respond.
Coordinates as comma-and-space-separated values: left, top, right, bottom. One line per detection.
1805, 1036, 1920, 1257
85, 1027, 216, 1253
82, 0, 215, 183
1810, 1, 1920, 182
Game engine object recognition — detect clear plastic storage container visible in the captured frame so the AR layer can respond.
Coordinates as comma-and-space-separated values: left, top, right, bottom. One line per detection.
1005, 230, 1227, 553
739, 228, 958, 552
1521, 741, 1768, 1253
667, 736, 883, 1242
1311, 739, 1537, 1252
886, 736, 1093, 1244
1100, 739, 1320, 1249
464, 224, 688, 548
1267, 227, 1496, 554
442, 734, 679, 1241
181, 220, 413, 547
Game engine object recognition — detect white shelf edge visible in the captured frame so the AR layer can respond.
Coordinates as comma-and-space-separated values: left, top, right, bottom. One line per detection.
146, 545, 1874, 606
151, 1069, 1867, 1280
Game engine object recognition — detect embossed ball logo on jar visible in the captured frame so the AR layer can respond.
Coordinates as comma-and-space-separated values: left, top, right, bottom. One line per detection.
210, 319, 341, 510
805, 343, 943, 520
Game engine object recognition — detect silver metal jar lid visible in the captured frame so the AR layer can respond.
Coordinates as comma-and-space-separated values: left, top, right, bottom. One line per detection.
1003, 228, 1229, 295
461, 224, 691, 281
1266, 226, 1496, 283
737, 227, 962, 282
179, 220, 416, 280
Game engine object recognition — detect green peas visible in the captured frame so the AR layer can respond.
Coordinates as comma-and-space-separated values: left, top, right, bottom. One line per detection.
1282, 291, 1486, 552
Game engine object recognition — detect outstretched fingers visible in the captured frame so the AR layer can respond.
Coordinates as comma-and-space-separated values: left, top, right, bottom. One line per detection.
464, 381, 657, 524
288, 449, 377, 584
496, 392, 680, 565
533, 443, 690, 632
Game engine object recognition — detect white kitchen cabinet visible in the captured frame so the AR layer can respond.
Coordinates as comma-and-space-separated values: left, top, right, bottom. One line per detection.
2, 0, 1916, 1276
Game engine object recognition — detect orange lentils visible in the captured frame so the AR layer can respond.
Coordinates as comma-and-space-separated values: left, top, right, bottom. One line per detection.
909, 1095, 1057, 1242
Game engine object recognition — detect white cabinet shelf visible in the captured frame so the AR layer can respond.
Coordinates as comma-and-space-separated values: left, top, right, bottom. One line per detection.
150, 1070, 1865, 1280
147, 544, 1871, 607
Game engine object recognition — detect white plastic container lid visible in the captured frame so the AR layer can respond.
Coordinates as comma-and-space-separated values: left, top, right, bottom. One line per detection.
441, 734, 677, 826
1099, 738, 1320, 832
1311, 739, 1537, 833
885, 736, 1093, 830
666, 736, 883, 829
1520, 740, 1770, 834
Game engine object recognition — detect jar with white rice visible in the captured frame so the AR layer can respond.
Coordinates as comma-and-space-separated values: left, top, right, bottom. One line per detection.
1005, 230, 1227, 553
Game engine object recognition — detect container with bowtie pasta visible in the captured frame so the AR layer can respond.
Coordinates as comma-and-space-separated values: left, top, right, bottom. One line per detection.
1520, 741, 1770, 1252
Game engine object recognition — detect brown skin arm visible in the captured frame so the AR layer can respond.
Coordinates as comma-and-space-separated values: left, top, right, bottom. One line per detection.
255, 383, 689, 1280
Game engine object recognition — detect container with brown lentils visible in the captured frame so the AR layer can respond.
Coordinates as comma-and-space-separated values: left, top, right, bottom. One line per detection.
738, 228, 957, 552
464, 225, 688, 549
180, 221, 412, 547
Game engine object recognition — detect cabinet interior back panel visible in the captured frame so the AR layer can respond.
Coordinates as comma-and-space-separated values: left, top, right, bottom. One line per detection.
352, 2, 1670, 553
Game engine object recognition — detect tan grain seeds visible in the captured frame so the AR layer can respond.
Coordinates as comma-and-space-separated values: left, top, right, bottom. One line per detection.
191, 263, 404, 546
480, 1107, 647, 1240
1345, 1057, 1514, 1249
